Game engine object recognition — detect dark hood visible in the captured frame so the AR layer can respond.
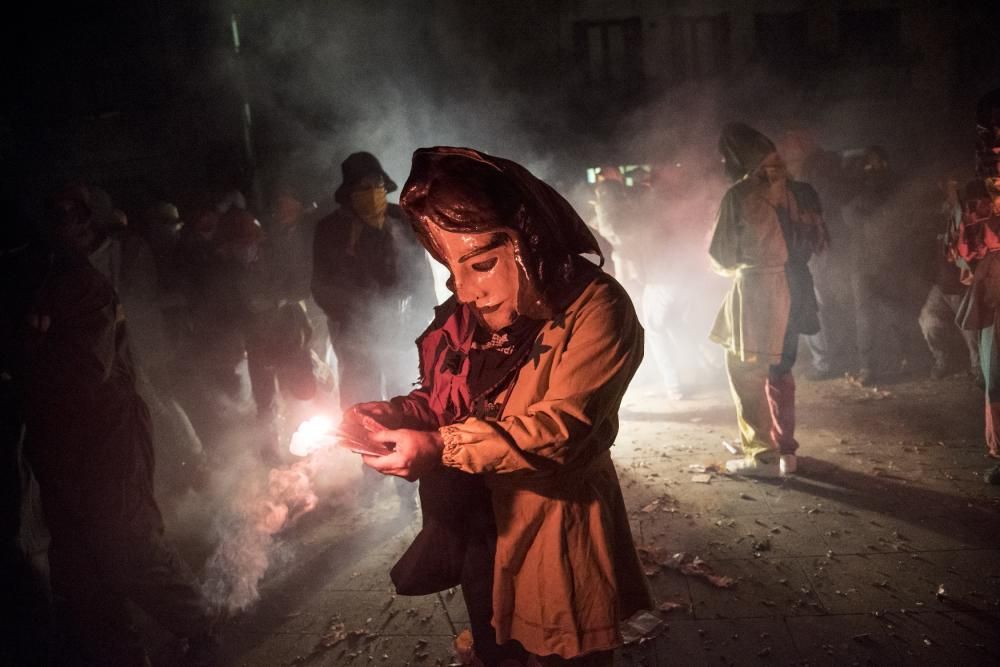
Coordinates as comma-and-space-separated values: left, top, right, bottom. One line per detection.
718, 122, 777, 183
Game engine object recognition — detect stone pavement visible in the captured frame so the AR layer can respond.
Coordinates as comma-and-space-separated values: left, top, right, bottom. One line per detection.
201, 373, 1000, 666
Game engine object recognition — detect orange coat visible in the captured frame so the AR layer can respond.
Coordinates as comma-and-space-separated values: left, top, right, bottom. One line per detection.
438, 273, 652, 658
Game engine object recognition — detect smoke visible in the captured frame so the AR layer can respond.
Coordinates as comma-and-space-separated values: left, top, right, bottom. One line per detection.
199, 458, 312, 613
177, 437, 362, 613
157, 382, 363, 614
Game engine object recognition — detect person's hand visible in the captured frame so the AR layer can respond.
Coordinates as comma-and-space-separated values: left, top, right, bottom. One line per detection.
362, 428, 443, 481
342, 401, 403, 431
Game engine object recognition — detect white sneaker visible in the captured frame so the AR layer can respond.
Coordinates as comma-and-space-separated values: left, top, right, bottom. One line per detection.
779, 455, 797, 476
725, 457, 780, 477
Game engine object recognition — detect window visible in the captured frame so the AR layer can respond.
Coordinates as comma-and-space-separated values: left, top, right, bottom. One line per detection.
754, 11, 809, 75
573, 18, 643, 97
667, 14, 731, 80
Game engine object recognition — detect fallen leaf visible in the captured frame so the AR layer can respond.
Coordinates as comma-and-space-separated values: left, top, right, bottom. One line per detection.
656, 601, 688, 613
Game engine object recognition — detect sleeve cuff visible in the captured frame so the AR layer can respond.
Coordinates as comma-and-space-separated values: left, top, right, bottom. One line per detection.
439, 425, 464, 468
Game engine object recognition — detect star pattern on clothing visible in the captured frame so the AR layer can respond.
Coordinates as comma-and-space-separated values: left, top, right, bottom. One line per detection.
527, 335, 553, 369
549, 310, 571, 330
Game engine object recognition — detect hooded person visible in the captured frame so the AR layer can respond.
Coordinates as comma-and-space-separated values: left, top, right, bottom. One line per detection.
340, 147, 652, 665
709, 123, 828, 477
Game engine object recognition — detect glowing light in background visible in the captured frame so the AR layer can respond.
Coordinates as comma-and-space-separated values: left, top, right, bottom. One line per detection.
289, 415, 337, 457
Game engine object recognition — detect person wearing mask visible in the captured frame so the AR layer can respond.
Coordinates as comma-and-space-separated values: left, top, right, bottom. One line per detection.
709, 123, 828, 477
311, 152, 436, 511
344, 147, 652, 666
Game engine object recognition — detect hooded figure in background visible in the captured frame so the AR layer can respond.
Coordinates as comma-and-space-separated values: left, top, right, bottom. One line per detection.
709, 123, 828, 477
311, 151, 437, 509
341, 147, 652, 665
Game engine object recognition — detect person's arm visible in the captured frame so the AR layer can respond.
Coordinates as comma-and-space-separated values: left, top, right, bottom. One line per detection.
707, 188, 744, 276
436, 281, 641, 475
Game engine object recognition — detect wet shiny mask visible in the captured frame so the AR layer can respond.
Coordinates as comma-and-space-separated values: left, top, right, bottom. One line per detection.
427, 225, 520, 332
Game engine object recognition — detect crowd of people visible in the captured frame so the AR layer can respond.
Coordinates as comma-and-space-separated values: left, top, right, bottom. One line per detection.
1, 151, 440, 665
2, 95, 999, 665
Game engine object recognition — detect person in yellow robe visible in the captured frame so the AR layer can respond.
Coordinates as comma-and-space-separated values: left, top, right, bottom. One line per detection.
708, 123, 828, 476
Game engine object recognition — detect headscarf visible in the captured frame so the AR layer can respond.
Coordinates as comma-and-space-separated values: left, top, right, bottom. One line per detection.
400, 146, 602, 319
718, 122, 777, 183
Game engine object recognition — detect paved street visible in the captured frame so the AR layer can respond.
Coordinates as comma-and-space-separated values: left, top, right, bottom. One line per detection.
189, 373, 1000, 667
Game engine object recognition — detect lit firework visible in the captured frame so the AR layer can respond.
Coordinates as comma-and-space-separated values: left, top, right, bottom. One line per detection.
288, 415, 337, 457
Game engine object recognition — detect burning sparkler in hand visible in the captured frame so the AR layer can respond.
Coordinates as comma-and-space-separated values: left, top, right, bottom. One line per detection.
288, 415, 338, 457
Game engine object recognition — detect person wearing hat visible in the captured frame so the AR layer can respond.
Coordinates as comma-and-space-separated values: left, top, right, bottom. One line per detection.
311, 152, 436, 509
709, 123, 828, 477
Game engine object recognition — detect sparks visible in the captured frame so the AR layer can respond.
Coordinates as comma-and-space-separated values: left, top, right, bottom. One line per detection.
288, 415, 337, 457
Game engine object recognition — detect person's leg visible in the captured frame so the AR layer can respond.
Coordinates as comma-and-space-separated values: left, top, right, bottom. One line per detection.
330, 327, 384, 410
765, 370, 797, 454
919, 285, 955, 376
981, 326, 1000, 459
724, 352, 777, 469
457, 491, 528, 666
942, 292, 983, 379
766, 329, 800, 474
48, 532, 150, 667
853, 273, 877, 380
805, 255, 835, 376
332, 325, 391, 500
642, 283, 684, 397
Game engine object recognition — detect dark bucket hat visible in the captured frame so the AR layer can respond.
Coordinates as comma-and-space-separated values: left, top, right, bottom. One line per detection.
334, 152, 398, 205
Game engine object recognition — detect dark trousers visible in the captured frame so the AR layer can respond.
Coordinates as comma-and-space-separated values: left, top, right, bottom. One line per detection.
852, 273, 911, 372
46, 497, 212, 667
806, 251, 853, 372
33, 417, 212, 667
330, 319, 417, 505
979, 326, 1000, 458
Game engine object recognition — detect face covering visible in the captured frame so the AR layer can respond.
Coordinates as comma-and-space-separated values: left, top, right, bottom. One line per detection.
350, 186, 388, 229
